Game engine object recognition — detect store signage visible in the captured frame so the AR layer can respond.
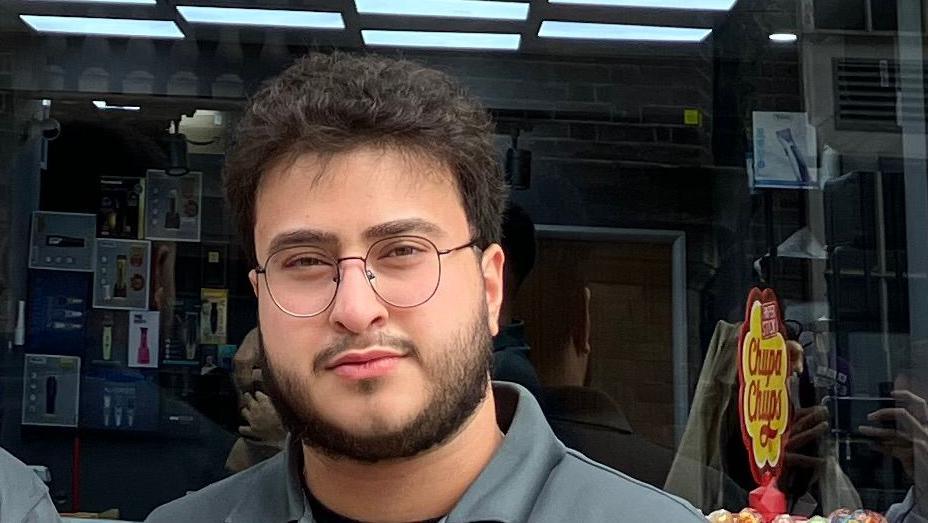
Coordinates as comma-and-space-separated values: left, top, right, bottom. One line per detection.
738, 287, 789, 519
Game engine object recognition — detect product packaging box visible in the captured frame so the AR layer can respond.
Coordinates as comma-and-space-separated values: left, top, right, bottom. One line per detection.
98, 176, 146, 239
23, 354, 81, 427
200, 288, 228, 345
93, 239, 151, 310
29, 212, 96, 271
752, 111, 818, 189
145, 170, 202, 242
27, 270, 91, 356
128, 311, 160, 368
80, 367, 158, 432
85, 310, 129, 366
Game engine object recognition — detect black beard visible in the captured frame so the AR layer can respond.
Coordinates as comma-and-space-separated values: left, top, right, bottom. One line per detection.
258, 309, 493, 463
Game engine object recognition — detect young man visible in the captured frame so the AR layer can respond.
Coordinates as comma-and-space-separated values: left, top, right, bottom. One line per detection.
146, 52, 705, 523
0, 447, 61, 522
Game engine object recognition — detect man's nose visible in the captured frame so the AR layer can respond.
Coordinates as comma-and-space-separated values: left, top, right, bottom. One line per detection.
327, 260, 389, 334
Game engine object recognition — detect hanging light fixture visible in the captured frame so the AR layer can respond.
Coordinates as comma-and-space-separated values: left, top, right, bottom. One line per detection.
505, 128, 531, 190
164, 120, 189, 176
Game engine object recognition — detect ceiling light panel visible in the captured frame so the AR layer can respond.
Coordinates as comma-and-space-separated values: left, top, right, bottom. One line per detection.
548, 0, 737, 10
356, 0, 529, 21
769, 33, 798, 42
19, 15, 184, 38
26, 0, 156, 4
538, 21, 711, 42
93, 100, 141, 111
362, 30, 520, 50
177, 6, 345, 29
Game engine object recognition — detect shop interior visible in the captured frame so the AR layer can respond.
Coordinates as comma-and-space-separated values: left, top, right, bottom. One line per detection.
1, 0, 926, 520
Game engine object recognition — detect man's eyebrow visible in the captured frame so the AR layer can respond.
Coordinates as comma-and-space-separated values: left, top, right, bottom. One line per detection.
265, 229, 339, 256
362, 219, 445, 241
262, 220, 446, 261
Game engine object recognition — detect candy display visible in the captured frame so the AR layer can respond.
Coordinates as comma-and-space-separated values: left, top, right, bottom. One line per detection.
827, 509, 887, 523
707, 509, 735, 523
706, 508, 888, 523
738, 508, 764, 523
704, 508, 769, 522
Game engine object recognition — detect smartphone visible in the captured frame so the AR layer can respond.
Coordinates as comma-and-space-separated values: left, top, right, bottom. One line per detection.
822, 395, 896, 438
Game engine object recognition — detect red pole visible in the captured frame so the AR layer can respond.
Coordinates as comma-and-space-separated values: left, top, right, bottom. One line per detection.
71, 434, 80, 512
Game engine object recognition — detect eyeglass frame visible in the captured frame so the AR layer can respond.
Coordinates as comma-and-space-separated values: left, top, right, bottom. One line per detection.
254, 235, 480, 318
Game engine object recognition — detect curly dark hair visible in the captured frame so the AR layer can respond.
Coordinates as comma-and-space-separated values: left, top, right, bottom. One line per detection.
224, 51, 508, 267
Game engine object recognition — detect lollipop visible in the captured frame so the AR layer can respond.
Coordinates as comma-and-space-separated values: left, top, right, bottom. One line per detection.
738, 508, 764, 523
850, 510, 888, 523
827, 509, 853, 523
771, 515, 795, 523
807, 517, 828, 523
707, 509, 735, 523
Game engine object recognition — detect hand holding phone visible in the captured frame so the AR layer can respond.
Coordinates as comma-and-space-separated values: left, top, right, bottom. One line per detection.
824, 396, 896, 438
857, 389, 928, 480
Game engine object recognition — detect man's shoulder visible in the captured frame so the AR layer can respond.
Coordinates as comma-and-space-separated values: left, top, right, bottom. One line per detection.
0, 448, 62, 523
533, 448, 705, 521
145, 452, 284, 523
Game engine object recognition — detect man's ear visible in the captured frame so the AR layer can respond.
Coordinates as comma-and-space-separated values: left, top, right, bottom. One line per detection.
248, 269, 259, 298
481, 244, 505, 337
570, 286, 592, 356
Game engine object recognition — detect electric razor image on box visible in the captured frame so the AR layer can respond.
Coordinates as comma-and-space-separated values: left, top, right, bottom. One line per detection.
114, 255, 128, 298
164, 192, 181, 230
45, 376, 58, 414
775, 128, 810, 183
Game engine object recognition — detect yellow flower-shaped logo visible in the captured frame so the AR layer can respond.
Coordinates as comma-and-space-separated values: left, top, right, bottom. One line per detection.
739, 298, 790, 478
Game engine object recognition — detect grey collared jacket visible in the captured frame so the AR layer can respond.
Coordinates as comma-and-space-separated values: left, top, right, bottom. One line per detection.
145, 382, 705, 522
0, 447, 62, 523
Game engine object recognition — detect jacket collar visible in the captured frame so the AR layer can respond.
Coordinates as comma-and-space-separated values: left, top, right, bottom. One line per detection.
227, 382, 564, 523
226, 438, 306, 523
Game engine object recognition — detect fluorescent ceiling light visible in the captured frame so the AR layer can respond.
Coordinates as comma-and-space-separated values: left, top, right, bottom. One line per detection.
93, 100, 141, 111
362, 30, 520, 50
538, 21, 711, 42
177, 6, 344, 29
26, 0, 156, 4
356, 0, 529, 20
548, 0, 736, 10
19, 15, 184, 38
769, 32, 797, 42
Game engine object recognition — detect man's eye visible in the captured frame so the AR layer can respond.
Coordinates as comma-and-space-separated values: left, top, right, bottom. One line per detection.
386, 246, 420, 257
286, 256, 329, 268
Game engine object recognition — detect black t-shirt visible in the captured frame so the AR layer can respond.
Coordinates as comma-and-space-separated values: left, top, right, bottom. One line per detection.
305, 488, 444, 523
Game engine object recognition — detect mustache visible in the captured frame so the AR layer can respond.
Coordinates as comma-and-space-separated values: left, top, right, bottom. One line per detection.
312, 332, 419, 373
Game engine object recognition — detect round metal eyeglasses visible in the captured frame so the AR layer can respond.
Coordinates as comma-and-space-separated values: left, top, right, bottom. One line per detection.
255, 236, 478, 318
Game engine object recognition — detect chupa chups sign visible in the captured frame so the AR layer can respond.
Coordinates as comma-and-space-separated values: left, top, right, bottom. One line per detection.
738, 287, 790, 521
